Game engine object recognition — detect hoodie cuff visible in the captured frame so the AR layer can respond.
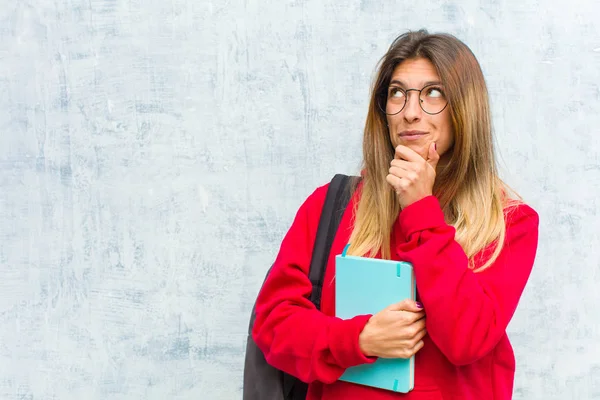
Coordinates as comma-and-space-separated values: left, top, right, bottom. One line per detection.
399, 195, 447, 238
329, 314, 377, 368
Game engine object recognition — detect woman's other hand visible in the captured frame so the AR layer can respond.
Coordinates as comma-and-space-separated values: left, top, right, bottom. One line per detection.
358, 299, 427, 359
387, 142, 440, 209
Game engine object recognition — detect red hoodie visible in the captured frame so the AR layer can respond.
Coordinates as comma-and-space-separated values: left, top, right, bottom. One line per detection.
252, 181, 539, 400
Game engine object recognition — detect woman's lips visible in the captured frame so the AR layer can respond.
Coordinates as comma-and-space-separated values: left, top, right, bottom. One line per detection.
399, 130, 427, 140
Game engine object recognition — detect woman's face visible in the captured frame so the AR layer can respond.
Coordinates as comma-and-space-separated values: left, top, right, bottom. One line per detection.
385, 58, 454, 161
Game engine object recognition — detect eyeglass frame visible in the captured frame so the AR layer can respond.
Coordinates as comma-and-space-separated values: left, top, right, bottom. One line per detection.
377, 83, 450, 116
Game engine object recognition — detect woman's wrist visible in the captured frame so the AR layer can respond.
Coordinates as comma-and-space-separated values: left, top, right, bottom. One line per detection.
358, 323, 374, 357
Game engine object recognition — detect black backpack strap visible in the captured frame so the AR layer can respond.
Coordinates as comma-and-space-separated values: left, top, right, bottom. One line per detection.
308, 174, 355, 310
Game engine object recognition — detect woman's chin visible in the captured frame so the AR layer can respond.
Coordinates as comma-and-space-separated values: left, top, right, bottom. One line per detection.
401, 141, 431, 160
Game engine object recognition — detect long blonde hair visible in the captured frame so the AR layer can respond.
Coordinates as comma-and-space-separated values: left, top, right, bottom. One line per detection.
347, 30, 517, 272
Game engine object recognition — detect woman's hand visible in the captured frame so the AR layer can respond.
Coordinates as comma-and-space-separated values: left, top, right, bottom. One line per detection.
358, 299, 427, 359
386, 142, 439, 209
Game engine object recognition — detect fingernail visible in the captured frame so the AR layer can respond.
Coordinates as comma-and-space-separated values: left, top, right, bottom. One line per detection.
416, 302, 423, 309
434, 143, 437, 151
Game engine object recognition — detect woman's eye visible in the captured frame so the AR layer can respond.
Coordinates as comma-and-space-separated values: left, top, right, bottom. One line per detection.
390, 88, 405, 98
427, 88, 444, 98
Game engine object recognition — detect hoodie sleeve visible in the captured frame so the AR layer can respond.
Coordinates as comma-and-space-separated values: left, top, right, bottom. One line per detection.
393, 195, 539, 366
252, 184, 375, 383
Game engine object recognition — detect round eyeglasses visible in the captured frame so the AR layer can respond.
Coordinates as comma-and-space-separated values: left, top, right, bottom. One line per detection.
378, 84, 449, 115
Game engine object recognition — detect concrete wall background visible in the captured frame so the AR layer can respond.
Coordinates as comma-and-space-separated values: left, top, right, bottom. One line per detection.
1, 0, 599, 399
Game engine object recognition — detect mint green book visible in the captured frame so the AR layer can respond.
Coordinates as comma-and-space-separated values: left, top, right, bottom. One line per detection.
335, 244, 416, 393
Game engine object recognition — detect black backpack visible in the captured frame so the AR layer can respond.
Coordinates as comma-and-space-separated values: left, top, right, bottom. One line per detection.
243, 174, 359, 400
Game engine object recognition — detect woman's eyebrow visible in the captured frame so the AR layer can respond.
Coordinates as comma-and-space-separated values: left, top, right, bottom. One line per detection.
388, 79, 443, 87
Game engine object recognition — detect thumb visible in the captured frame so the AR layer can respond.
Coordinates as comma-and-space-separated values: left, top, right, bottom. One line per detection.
427, 142, 440, 170
386, 299, 423, 312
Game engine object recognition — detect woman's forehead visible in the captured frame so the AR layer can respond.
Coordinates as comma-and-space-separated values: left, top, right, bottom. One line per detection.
390, 58, 441, 86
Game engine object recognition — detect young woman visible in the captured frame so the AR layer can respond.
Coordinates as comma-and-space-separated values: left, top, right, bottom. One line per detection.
252, 30, 539, 400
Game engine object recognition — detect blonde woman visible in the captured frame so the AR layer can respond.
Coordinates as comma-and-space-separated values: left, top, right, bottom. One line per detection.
252, 30, 539, 400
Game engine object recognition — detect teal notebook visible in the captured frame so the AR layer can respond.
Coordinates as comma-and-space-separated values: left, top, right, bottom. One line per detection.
335, 244, 416, 393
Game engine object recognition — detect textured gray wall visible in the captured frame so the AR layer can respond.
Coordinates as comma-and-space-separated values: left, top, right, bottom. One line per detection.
1, 0, 599, 399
